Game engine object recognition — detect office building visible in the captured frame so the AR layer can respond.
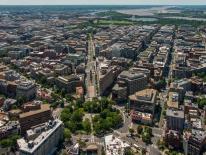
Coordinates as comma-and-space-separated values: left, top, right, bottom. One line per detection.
116, 70, 148, 96
166, 109, 185, 131
55, 75, 82, 93
17, 119, 63, 155
16, 81, 37, 101
19, 104, 52, 133
99, 63, 121, 96
129, 89, 157, 115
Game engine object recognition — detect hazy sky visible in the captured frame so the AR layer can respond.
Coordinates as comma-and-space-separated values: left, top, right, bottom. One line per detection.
0, 0, 206, 5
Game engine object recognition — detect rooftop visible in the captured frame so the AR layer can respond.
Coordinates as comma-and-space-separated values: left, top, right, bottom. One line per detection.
104, 134, 129, 155
166, 109, 184, 119
119, 70, 145, 80
57, 75, 80, 83
167, 92, 179, 109
19, 104, 50, 118
17, 119, 62, 154
129, 89, 157, 103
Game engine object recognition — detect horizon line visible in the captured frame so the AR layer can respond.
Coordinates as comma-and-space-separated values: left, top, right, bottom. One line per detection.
0, 4, 206, 6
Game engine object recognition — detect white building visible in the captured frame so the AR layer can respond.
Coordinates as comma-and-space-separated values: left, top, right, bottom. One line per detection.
104, 134, 130, 155
17, 119, 63, 155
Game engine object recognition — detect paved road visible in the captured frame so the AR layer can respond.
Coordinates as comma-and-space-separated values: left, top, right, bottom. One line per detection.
148, 144, 161, 155
53, 108, 62, 119
113, 105, 132, 134
85, 34, 98, 100
121, 136, 147, 149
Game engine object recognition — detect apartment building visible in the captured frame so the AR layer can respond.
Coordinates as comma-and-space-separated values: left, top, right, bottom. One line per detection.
19, 104, 52, 134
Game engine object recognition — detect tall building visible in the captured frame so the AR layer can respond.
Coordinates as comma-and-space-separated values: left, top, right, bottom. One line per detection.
98, 63, 121, 96
19, 104, 52, 134
183, 130, 206, 155
17, 119, 63, 155
16, 81, 37, 101
114, 70, 148, 97
169, 79, 191, 102
112, 67, 150, 101
129, 89, 157, 114
55, 75, 82, 93
166, 109, 185, 131
54, 64, 70, 76
112, 83, 127, 101
129, 89, 157, 124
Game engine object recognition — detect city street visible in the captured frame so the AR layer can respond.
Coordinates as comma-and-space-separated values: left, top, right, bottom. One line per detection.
85, 34, 98, 100
113, 105, 132, 134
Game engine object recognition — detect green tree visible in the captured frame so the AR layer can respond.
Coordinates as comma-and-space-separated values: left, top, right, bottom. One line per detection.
82, 118, 91, 134
60, 100, 64, 108
124, 147, 134, 155
64, 128, 71, 141
129, 128, 135, 136
0, 134, 20, 148
196, 98, 206, 109
157, 139, 166, 151
39, 76, 47, 85
17, 96, 27, 107
60, 108, 71, 123
92, 105, 123, 135
0, 139, 12, 148
66, 121, 78, 133
144, 126, 152, 136
142, 132, 151, 144
51, 92, 59, 101
76, 98, 84, 108
141, 148, 147, 155
11, 105, 17, 109
61, 88, 67, 98
71, 108, 84, 122
65, 94, 73, 102
137, 125, 143, 135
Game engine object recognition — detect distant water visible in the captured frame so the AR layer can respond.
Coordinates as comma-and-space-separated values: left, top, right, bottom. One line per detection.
0, 5, 161, 13
130, 17, 158, 21
164, 16, 206, 21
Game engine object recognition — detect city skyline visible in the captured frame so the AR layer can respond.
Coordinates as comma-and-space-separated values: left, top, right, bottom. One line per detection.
0, 0, 206, 5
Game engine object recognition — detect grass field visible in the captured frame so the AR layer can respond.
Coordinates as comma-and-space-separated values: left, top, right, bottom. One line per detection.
97, 19, 134, 25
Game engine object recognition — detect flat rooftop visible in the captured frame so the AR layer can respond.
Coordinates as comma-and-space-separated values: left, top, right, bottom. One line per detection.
129, 89, 157, 103
166, 109, 184, 118
19, 104, 50, 118
119, 70, 145, 80
17, 119, 62, 154
167, 92, 179, 109
104, 134, 129, 155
